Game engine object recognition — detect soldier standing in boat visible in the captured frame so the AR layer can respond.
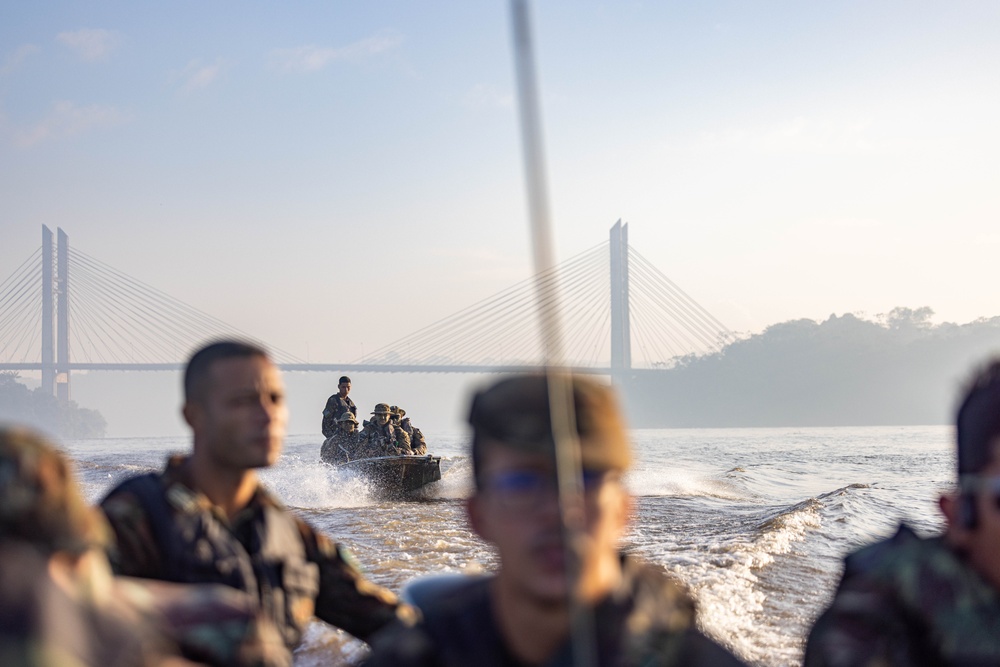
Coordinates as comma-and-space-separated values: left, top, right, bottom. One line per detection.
321, 375, 357, 438
320, 411, 362, 463
397, 408, 427, 455
362, 403, 411, 456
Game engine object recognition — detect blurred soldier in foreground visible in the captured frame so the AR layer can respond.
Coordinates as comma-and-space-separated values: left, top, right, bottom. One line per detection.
322, 375, 357, 438
361, 403, 411, 456
397, 408, 427, 456
0, 425, 286, 666
100, 342, 417, 665
364, 374, 745, 667
320, 411, 362, 463
805, 359, 1000, 666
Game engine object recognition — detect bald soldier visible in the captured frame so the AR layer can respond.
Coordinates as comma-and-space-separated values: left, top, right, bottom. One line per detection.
100, 341, 416, 664
365, 374, 745, 667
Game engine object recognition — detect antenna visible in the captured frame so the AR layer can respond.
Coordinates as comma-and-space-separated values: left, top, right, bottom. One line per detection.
509, 2, 596, 665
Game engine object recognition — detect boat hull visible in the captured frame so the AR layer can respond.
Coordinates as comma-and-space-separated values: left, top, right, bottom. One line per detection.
336, 455, 442, 497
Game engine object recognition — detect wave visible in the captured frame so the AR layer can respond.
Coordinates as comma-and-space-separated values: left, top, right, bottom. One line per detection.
649, 482, 874, 666
627, 467, 755, 501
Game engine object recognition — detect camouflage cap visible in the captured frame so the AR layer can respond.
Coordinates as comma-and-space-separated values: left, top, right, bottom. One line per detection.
338, 412, 359, 424
0, 425, 108, 555
467, 373, 632, 472
372, 403, 392, 415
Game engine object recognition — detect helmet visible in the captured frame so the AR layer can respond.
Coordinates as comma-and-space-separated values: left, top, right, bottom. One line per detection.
372, 403, 392, 415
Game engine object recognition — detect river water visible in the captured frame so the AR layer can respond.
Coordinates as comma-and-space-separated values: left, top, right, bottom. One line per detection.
65, 425, 953, 667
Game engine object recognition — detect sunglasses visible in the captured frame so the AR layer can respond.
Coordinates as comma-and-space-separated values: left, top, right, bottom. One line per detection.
960, 475, 1000, 498
483, 468, 610, 510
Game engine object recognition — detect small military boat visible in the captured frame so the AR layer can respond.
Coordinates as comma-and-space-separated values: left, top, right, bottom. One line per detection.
337, 454, 442, 497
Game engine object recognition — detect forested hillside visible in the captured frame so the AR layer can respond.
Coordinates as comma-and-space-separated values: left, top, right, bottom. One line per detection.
625, 308, 1000, 427
0, 372, 107, 437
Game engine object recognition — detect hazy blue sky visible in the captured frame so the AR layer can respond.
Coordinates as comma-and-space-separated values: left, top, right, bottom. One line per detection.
3, 1, 1000, 368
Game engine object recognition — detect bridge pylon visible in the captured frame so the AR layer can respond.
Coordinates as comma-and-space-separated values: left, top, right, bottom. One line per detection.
56, 227, 70, 402
609, 220, 631, 381
37, 226, 70, 400
41, 226, 54, 395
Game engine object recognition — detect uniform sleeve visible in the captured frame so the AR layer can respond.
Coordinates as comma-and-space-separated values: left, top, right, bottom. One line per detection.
100, 488, 164, 578
321, 398, 337, 437
295, 518, 419, 642
803, 577, 932, 667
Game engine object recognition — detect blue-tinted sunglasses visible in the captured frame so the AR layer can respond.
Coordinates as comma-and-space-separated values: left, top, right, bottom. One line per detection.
484, 469, 608, 510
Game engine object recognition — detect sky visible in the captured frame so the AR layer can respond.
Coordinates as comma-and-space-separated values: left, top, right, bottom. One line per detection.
3, 2, 1000, 434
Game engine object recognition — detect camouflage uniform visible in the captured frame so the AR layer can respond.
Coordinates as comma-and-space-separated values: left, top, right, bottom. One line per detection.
321, 414, 363, 463
804, 523, 1000, 667
101, 455, 417, 662
361, 405, 411, 456
364, 554, 745, 667
322, 394, 357, 438
361, 421, 411, 456
1, 425, 286, 667
400, 417, 427, 456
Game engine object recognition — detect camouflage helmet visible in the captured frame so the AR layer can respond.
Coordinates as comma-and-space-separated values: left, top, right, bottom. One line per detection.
337, 412, 359, 424
0, 426, 108, 555
372, 403, 392, 415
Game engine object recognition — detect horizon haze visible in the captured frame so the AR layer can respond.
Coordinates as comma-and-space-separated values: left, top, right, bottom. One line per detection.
3, 2, 1000, 436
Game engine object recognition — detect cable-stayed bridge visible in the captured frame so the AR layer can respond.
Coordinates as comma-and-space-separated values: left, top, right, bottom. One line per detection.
1, 223, 732, 399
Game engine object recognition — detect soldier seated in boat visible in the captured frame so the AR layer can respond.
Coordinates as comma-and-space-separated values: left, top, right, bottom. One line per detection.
0, 425, 288, 666
321, 411, 362, 463
362, 403, 412, 456
100, 342, 416, 666
364, 374, 746, 667
805, 358, 1000, 666
397, 408, 427, 456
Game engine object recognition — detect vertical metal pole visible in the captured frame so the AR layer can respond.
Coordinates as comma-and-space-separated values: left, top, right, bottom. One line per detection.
510, 3, 595, 666
609, 220, 623, 379
56, 227, 70, 402
41, 226, 55, 396
621, 222, 631, 371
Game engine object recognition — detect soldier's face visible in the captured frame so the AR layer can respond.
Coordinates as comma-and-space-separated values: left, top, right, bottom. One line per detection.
374, 413, 389, 426
338, 382, 350, 397
467, 442, 631, 607
340, 421, 356, 433
186, 356, 287, 471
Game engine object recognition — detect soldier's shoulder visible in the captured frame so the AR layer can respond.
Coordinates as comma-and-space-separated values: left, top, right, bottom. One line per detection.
842, 524, 964, 595
101, 472, 165, 518
366, 576, 492, 667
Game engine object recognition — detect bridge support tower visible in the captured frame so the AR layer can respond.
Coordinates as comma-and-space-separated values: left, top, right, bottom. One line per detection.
56, 228, 70, 402
38, 226, 70, 400
41, 226, 55, 396
609, 220, 631, 382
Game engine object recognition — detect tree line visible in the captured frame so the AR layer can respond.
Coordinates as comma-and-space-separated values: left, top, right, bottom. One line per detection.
0, 372, 107, 438
625, 307, 1000, 427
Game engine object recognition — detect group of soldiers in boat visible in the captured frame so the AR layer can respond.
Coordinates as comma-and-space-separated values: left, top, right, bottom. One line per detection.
320, 377, 427, 463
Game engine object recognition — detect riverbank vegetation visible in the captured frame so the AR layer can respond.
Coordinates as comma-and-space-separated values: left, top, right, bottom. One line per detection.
0, 372, 107, 438
626, 308, 1000, 427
